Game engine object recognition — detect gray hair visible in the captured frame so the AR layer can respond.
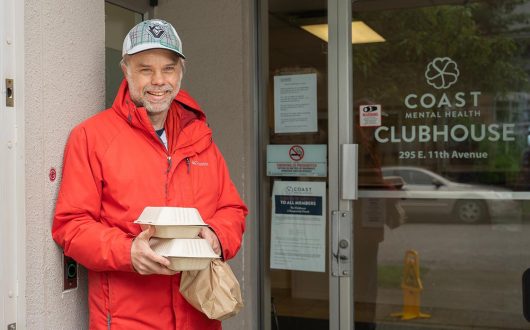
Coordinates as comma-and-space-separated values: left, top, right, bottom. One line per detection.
120, 55, 186, 75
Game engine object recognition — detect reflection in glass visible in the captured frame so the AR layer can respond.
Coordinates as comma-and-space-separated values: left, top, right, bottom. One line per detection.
382, 166, 522, 224
354, 1, 530, 329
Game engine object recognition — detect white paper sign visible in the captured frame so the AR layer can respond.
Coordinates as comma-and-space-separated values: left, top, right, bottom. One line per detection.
361, 198, 385, 227
359, 104, 382, 127
267, 144, 327, 177
270, 181, 326, 272
274, 74, 318, 133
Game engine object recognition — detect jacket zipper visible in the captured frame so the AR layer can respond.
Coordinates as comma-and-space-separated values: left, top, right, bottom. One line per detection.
167, 156, 172, 174
165, 156, 172, 200
105, 273, 111, 329
165, 156, 191, 201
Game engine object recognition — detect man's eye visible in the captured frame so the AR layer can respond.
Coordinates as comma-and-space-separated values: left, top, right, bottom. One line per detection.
163, 67, 175, 72
140, 68, 152, 73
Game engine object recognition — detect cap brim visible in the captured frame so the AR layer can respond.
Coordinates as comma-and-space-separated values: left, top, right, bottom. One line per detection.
124, 43, 185, 59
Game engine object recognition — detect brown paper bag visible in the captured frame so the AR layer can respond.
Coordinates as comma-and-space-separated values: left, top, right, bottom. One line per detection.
179, 259, 244, 320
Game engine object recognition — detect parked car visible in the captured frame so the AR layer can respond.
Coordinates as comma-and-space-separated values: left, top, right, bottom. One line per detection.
380, 166, 521, 224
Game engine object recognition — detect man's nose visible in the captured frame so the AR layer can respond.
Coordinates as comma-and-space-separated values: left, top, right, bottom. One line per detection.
151, 70, 165, 85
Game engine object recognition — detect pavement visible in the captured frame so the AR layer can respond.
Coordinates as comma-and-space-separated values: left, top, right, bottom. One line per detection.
373, 221, 530, 330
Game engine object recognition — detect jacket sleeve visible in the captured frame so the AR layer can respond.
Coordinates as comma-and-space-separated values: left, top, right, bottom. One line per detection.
206, 145, 248, 261
52, 125, 134, 272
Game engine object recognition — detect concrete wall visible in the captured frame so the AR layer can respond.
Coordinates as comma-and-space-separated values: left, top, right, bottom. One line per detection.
23, 0, 257, 329
25, 0, 104, 328
156, 1, 258, 329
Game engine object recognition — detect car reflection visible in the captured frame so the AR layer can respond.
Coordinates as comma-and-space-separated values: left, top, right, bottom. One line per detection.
380, 166, 521, 224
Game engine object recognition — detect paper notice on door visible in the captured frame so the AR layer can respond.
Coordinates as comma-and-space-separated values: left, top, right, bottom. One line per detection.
274, 73, 318, 133
361, 198, 385, 228
359, 104, 382, 127
270, 181, 326, 272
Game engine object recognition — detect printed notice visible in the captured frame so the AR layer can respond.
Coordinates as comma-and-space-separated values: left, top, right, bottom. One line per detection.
270, 181, 326, 272
359, 104, 382, 127
267, 144, 327, 177
361, 198, 385, 227
274, 73, 318, 133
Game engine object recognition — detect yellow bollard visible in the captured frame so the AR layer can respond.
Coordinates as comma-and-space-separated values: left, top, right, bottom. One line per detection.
390, 250, 431, 320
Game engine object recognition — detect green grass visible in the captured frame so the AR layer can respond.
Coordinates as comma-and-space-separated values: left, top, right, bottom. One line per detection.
378, 265, 430, 289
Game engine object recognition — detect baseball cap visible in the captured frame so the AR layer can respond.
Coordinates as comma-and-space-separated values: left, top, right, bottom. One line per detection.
122, 19, 185, 59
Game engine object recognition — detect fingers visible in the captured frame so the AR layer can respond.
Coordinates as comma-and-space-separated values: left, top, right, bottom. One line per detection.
137, 224, 156, 240
131, 226, 177, 275
199, 227, 221, 255
132, 226, 222, 274
134, 255, 177, 275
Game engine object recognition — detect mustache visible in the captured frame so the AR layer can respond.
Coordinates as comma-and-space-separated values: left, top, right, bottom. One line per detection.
143, 85, 173, 93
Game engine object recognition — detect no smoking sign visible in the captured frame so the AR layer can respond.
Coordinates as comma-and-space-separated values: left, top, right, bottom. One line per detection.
289, 145, 304, 161
267, 144, 327, 177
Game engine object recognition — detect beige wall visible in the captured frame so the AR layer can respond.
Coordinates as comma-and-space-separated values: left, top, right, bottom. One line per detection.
155, 1, 258, 329
25, 0, 104, 328
23, 0, 257, 329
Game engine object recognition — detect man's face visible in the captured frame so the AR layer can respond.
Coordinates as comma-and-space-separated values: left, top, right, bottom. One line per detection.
122, 48, 183, 114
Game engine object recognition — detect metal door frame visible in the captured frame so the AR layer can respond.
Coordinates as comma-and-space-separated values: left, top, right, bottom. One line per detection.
1, 0, 25, 328
328, 0, 354, 329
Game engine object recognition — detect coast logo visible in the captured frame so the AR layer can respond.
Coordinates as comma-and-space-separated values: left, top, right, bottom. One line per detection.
425, 57, 459, 90
285, 186, 312, 194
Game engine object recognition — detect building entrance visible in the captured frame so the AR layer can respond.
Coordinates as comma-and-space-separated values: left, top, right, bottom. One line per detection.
262, 1, 530, 329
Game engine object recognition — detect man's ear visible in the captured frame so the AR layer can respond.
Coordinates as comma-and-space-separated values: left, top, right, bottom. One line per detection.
121, 62, 128, 77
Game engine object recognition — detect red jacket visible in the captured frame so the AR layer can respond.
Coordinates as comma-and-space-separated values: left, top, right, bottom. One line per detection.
52, 80, 248, 329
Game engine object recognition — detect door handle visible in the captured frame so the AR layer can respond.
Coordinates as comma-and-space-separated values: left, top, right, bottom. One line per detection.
341, 144, 358, 200
331, 211, 352, 277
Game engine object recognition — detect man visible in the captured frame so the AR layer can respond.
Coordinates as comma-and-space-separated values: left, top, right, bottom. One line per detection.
52, 19, 247, 329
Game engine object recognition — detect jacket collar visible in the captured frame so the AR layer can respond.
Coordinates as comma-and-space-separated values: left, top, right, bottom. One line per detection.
112, 79, 211, 155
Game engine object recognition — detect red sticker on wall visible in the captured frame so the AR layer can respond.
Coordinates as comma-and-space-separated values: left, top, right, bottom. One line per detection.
49, 168, 57, 182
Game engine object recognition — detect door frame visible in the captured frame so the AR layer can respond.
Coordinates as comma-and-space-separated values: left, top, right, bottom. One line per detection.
1, 0, 25, 328
328, 0, 354, 329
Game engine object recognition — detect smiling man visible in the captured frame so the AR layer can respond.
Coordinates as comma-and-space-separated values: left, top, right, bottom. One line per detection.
52, 19, 247, 329
122, 48, 182, 129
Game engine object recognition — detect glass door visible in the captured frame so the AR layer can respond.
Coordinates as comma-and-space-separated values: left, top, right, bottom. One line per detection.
264, 0, 530, 329
263, 1, 355, 329
353, 1, 530, 329
265, 1, 331, 328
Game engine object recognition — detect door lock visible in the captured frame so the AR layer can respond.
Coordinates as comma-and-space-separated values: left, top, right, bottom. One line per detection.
339, 239, 349, 249
331, 211, 352, 277
5, 79, 14, 107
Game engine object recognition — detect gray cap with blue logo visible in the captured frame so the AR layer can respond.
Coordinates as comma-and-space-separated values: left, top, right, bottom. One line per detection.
122, 19, 185, 59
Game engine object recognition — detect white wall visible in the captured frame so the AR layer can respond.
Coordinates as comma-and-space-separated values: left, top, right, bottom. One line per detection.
156, 1, 259, 329
24, 0, 104, 328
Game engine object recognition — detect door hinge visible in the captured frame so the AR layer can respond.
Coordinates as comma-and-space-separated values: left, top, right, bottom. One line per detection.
8, 323, 16, 330
6, 78, 14, 107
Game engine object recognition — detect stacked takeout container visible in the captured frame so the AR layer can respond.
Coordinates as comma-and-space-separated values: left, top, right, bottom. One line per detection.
134, 207, 220, 271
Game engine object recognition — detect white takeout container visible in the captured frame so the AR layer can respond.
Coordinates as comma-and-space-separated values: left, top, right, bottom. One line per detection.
134, 207, 208, 238
150, 238, 220, 271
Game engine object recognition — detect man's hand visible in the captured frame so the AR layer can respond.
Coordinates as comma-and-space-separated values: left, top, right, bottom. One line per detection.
131, 225, 177, 275
199, 226, 221, 256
